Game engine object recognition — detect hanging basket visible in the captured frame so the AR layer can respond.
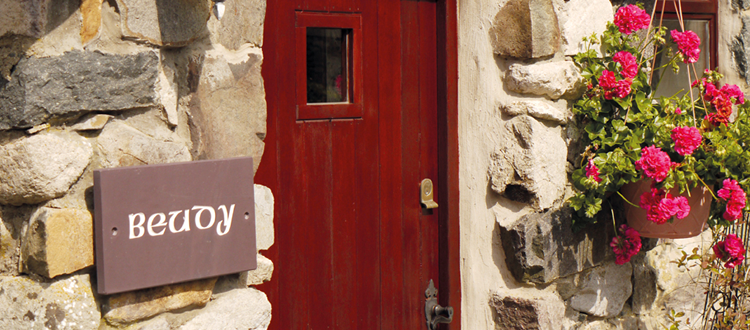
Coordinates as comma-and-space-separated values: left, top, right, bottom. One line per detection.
619, 180, 713, 239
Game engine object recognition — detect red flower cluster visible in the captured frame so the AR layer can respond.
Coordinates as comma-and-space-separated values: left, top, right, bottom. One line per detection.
611, 224, 642, 264
599, 70, 632, 100
639, 187, 691, 224
670, 30, 701, 64
613, 5, 650, 35
613, 51, 639, 79
585, 159, 602, 182
717, 179, 746, 221
697, 81, 746, 126
635, 146, 672, 182
713, 234, 746, 268
670, 126, 702, 156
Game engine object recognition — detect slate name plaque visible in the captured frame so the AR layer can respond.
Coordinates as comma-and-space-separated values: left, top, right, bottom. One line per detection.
94, 157, 257, 294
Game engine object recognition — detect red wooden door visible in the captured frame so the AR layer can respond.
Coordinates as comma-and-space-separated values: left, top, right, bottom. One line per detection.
257, 0, 458, 328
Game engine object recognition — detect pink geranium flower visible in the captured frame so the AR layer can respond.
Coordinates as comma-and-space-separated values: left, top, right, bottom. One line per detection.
611, 224, 642, 264
717, 179, 746, 221
720, 84, 745, 104
585, 159, 602, 182
613, 51, 639, 79
639, 187, 690, 224
713, 234, 746, 268
614, 5, 651, 35
670, 30, 701, 64
599, 70, 632, 100
671, 126, 702, 156
635, 146, 672, 182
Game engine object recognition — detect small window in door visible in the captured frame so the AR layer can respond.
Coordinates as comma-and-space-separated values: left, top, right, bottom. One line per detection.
306, 28, 350, 104
296, 12, 362, 120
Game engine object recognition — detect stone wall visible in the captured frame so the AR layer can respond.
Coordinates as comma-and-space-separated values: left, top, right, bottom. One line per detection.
458, 0, 739, 329
0, 0, 271, 329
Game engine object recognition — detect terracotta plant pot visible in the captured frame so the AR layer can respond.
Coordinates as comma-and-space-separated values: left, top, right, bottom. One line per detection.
619, 179, 713, 239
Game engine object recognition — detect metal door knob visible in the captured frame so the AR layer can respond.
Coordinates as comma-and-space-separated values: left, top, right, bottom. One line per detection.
425, 279, 453, 329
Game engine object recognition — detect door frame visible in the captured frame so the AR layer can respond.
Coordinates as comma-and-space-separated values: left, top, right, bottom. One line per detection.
256, 0, 459, 327
437, 0, 460, 327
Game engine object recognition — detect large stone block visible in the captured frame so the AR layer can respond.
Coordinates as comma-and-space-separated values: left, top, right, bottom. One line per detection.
569, 263, 633, 317
103, 277, 217, 325
490, 290, 565, 330
505, 61, 584, 100
115, 0, 210, 47
188, 46, 266, 174
21, 208, 94, 279
0, 50, 159, 130
177, 287, 271, 330
0, 132, 92, 206
255, 184, 274, 251
499, 207, 613, 284
489, 115, 567, 210
489, 0, 561, 58
96, 120, 191, 168
559, 0, 613, 56
207, 0, 266, 49
0, 274, 100, 330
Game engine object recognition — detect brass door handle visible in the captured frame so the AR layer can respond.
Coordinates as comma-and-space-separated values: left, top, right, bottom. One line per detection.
420, 178, 438, 209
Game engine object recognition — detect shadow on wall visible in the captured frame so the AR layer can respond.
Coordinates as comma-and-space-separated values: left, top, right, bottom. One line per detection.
0, 0, 80, 86
491, 219, 528, 289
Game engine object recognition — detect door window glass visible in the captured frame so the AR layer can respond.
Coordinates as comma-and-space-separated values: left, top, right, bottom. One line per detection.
307, 28, 350, 104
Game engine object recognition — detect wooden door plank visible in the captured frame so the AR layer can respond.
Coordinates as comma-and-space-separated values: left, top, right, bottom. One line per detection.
400, 1, 426, 329
287, 121, 314, 329
376, 0, 406, 328
418, 0, 440, 291
355, 1, 382, 328
258, 1, 297, 329
354, 119, 381, 330
330, 120, 357, 329
304, 121, 335, 329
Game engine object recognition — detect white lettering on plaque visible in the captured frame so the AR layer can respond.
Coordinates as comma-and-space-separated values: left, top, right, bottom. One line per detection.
127, 204, 235, 239
216, 204, 235, 236
129, 213, 146, 239
168, 210, 191, 233
147, 213, 167, 236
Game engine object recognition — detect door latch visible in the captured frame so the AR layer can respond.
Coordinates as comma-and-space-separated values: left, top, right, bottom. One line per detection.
425, 279, 453, 330
420, 179, 439, 209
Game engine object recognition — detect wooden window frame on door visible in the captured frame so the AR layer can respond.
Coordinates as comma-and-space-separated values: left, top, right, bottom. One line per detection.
295, 12, 363, 120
